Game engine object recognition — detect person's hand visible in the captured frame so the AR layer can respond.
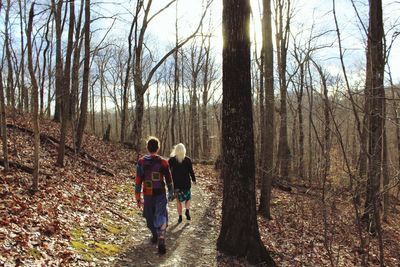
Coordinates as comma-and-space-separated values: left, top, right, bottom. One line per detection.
168, 190, 175, 202
136, 199, 144, 209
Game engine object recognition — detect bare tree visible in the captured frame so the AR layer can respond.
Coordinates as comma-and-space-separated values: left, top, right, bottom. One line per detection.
5, 0, 15, 109
27, 2, 40, 191
130, 0, 211, 154
75, 0, 90, 152
275, 0, 292, 180
18, 0, 28, 111
258, 0, 274, 219
0, 69, 9, 172
56, 0, 75, 166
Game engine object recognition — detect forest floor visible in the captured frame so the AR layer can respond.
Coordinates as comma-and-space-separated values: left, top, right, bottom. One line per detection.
1, 112, 400, 266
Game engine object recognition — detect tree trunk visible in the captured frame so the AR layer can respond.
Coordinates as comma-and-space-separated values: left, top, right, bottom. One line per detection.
40, 13, 52, 117
19, 0, 28, 112
132, 88, 145, 153
0, 71, 9, 173
382, 122, 389, 222
297, 63, 305, 180
364, 0, 385, 241
202, 36, 212, 159
57, 0, 75, 166
306, 62, 315, 186
27, 2, 40, 191
258, 0, 274, 219
217, 0, 275, 264
76, 0, 90, 152
275, 0, 291, 180
70, 0, 84, 127
170, 1, 179, 147
47, 23, 54, 118
5, 0, 15, 109
52, 0, 63, 122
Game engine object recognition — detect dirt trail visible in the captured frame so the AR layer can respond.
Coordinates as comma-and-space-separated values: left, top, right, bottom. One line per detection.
115, 183, 218, 267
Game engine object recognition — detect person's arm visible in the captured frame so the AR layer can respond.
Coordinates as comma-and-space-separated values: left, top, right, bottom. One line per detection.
135, 161, 144, 207
188, 158, 196, 183
162, 159, 174, 200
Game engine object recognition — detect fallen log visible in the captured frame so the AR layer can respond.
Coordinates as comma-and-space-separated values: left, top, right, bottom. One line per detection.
0, 159, 52, 176
6, 123, 100, 163
6, 123, 114, 177
79, 159, 115, 177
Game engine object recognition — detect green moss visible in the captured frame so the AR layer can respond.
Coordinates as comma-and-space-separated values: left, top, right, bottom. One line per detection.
121, 207, 137, 217
71, 228, 84, 240
94, 241, 120, 256
82, 254, 93, 261
71, 240, 90, 251
29, 248, 42, 259
104, 223, 123, 234
113, 184, 133, 194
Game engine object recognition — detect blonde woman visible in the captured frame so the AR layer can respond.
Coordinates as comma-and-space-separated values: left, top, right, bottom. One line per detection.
169, 143, 196, 223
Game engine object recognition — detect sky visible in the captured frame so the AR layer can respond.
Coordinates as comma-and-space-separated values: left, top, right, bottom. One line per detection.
102, 0, 399, 85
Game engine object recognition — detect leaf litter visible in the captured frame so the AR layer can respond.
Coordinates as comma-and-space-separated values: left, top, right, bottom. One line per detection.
1, 113, 400, 266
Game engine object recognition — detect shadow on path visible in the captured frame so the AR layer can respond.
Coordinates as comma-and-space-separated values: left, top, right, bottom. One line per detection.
114, 184, 218, 267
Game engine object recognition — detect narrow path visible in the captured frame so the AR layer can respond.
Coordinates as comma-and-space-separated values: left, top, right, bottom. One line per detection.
115, 183, 218, 267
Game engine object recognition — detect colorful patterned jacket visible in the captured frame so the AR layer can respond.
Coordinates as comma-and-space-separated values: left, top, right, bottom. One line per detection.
135, 155, 173, 201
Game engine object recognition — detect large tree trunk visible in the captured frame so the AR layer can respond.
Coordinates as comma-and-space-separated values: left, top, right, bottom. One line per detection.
258, 0, 274, 219
76, 0, 90, 152
27, 2, 40, 191
217, 0, 275, 264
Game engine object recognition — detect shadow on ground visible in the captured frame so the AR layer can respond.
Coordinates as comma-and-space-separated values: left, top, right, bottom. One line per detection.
114, 184, 218, 267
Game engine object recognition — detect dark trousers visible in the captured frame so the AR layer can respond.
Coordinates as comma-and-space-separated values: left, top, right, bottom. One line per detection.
143, 194, 168, 236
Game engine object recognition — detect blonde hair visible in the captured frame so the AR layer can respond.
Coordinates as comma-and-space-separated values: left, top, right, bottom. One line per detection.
171, 143, 186, 163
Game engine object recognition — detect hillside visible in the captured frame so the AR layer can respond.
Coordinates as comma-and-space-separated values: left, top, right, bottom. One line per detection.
1, 112, 400, 266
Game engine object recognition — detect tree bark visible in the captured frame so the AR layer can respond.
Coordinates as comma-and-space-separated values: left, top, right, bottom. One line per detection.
275, 0, 291, 180
5, 0, 15, 109
0, 71, 9, 172
27, 2, 40, 191
76, 0, 90, 152
57, 0, 75, 166
364, 0, 385, 243
217, 0, 275, 264
258, 0, 274, 219
18, 0, 28, 112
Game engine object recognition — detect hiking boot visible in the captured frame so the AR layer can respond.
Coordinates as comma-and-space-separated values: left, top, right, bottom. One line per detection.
151, 233, 158, 244
185, 209, 191, 220
158, 239, 166, 254
178, 215, 182, 224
